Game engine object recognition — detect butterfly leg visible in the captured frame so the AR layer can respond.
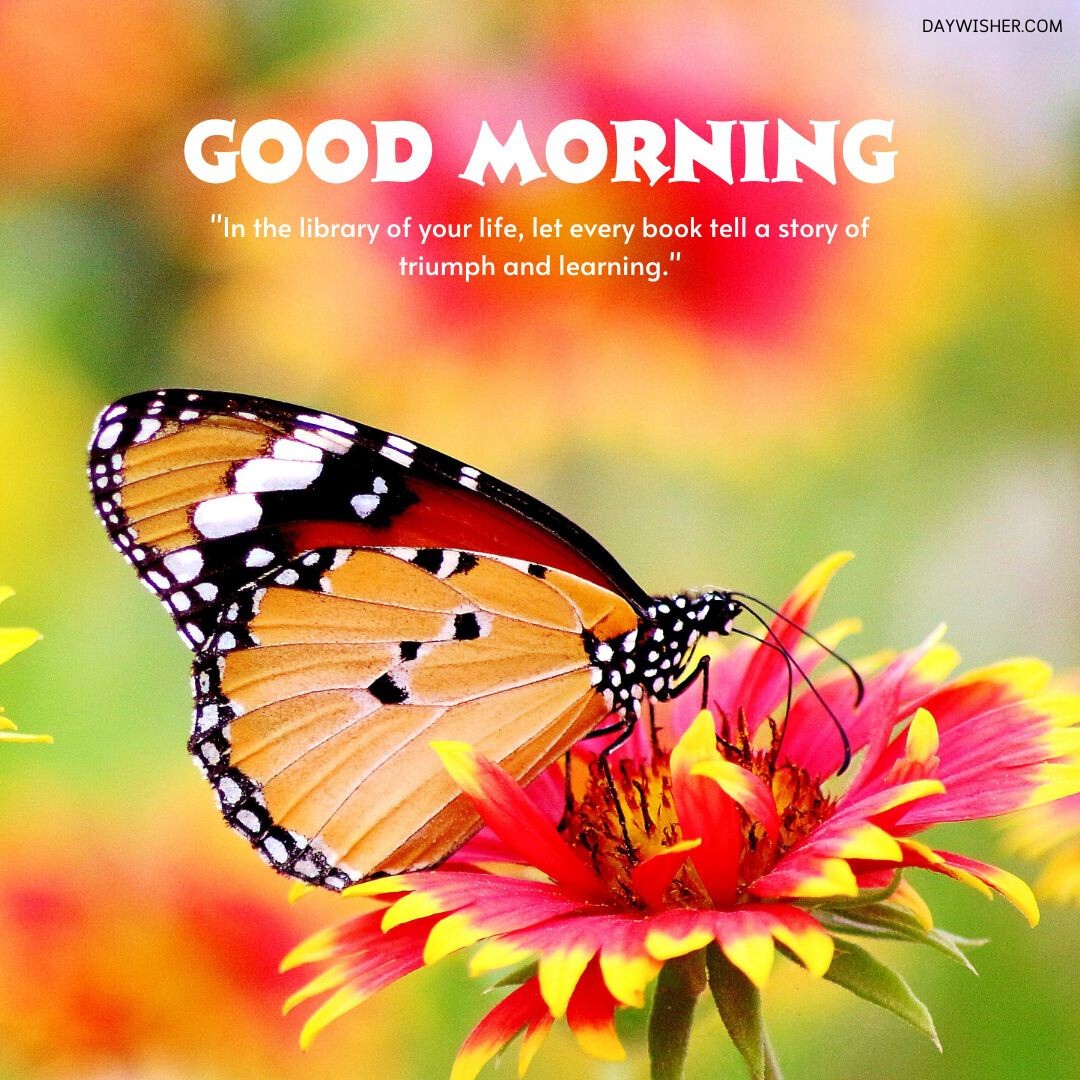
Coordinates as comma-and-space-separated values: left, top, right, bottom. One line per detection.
663, 653, 712, 709
596, 713, 640, 862
645, 696, 661, 753
558, 750, 574, 831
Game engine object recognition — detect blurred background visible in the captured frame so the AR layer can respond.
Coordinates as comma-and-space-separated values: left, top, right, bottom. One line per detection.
0, 1, 1076, 1077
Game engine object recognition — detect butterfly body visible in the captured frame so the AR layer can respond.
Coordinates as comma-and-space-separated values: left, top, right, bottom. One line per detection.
90, 389, 741, 888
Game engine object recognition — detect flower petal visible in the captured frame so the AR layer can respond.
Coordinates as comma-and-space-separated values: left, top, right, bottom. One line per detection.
891, 694, 1080, 826
0, 626, 40, 666
645, 906, 830, 988
432, 742, 606, 899
934, 850, 1040, 928
904, 708, 939, 764
519, 1009, 557, 1077
598, 935, 663, 1008
900, 840, 1040, 926
290, 914, 441, 1048
669, 712, 742, 905
751, 855, 859, 900
691, 758, 780, 840
450, 978, 551, 1080
721, 554, 853, 729
538, 944, 596, 1018
565, 958, 626, 1061
891, 878, 935, 931
630, 838, 700, 910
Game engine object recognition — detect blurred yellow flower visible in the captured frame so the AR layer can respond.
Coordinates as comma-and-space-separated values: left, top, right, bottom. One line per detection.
0, 587, 48, 744
1001, 673, 1080, 905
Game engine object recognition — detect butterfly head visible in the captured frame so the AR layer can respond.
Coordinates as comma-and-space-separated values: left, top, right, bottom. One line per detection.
691, 590, 743, 637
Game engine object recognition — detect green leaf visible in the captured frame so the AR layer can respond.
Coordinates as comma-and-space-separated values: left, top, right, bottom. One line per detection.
489, 960, 538, 989
648, 952, 706, 1080
705, 944, 783, 1080
817, 903, 985, 972
822, 938, 941, 1050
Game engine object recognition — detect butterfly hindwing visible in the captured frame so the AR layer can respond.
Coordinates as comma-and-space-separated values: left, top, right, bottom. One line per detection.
189, 546, 638, 887
89, 389, 649, 651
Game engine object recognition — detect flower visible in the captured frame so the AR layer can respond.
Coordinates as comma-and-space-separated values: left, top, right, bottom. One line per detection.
0, 778, 388, 1078
1001, 674, 1080, 905
283, 555, 1080, 1078
0, 587, 48, 745
1004, 794, 1080, 905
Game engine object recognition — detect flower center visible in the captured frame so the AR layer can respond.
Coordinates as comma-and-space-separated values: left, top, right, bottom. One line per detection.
561, 723, 834, 908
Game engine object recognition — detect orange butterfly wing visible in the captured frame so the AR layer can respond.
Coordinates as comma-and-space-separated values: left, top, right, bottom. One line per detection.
191, 546, 638, 887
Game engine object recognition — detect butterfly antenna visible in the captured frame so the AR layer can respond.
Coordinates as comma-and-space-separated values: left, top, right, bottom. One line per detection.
731, 626, 796, 761
736, 603, 853, 774
731, 627, 795, 724
730, 591, 865, 706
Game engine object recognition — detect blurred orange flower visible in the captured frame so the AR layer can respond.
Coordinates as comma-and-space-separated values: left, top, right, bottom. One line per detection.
0, 776, 399, 1078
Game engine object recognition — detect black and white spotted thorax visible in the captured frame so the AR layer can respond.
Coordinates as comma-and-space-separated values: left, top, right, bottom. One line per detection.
585, 590, 742, 714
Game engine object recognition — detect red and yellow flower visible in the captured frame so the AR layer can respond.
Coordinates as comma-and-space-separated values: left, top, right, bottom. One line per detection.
283, 555, 1080, 1078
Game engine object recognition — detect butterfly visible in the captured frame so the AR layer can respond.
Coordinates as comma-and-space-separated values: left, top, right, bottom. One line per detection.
89, 389, 757, 891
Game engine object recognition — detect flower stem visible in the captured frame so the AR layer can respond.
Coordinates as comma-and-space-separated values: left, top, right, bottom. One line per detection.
648, 951, 707, 1080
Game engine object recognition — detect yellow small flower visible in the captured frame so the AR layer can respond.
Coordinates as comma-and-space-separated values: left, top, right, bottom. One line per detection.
0, 586, 48, 744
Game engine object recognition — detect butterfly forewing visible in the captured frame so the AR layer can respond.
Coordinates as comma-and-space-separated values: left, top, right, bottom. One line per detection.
89, 389, 648, 653
189, 546, 637, 886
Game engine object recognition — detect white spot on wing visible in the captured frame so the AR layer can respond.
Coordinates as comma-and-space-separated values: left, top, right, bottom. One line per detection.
97, 422, 123, 450
218, 776, 242, 804
436, 551, 460, 578
194, 493, 263, 538
351, 493, 380, 517
246, 547, 274, 568
372, 476, 388, 494
196, 704, 219, 730
163, 549, 203, 584
379, 446, 413, 468
294, 428, 351, 454
272, 438, 324, 462
234, 458, 323, 493
298, 412, 357, 436
264, 837, 289, 864
387, 434, 416, 452
133, 418, 161, 443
